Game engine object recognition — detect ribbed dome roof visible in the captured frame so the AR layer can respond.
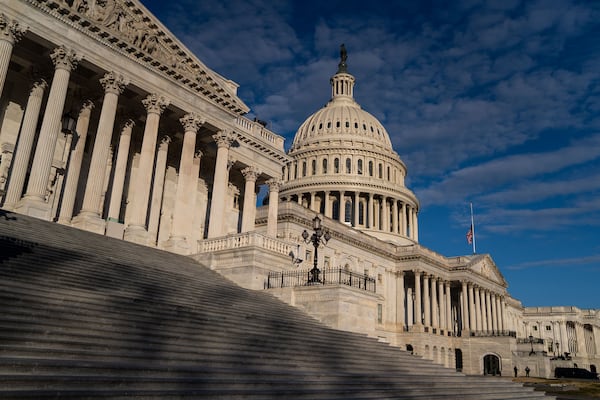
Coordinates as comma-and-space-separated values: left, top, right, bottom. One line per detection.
290, 48, 393, 152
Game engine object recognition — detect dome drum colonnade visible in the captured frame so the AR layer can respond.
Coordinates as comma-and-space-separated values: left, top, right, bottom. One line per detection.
0, 2, 285, 252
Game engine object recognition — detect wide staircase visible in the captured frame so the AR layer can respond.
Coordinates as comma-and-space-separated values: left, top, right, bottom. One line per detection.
0, 209, 553, 399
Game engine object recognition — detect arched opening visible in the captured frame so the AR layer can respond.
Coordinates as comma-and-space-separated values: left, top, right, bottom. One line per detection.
406, 344, 413, 354
483, 354, 500, 376
332, 200, 340, 220
455, 349, 463, 372
344, 200, 352, 224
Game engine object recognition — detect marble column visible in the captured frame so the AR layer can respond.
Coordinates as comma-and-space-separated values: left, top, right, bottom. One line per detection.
392, 199, 398, 234
16, 47, 79, 219
0, 14, 26, 97
147, 136, 171, 244
3, 80, 48, 209
124, 93, 169, 244
396, 271, 405, 330
73, 72, 127, 233
431, 276, 438, 329
475, 287, 483, 332
438, 279, 445, 331
413, 209, 419, 241
338, 191, 344, 223
310, 191, 316, 212
367, 193, 374, 229
485, 291, 493, 332
501, 298, 507, 331
423, 274, 431, 328
106, 119, 134, 222
354, 191, 360, 227
207, 130, 235, 238
166, 113, 204, 251
240, 166, 260, 233
495, 296, 502, 332
461, 282, 469, 332
57, 100, 95, 224
324, 190, 331, 218
468, 284, 477, 333
491, 294, 498, 333
266, 179, 281, 237
445, 282, 452, 332
400, 202, 407, 236
414, 271, 422, 327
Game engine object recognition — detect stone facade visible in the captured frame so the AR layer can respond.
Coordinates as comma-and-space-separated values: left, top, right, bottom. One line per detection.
1, 0, 598, 378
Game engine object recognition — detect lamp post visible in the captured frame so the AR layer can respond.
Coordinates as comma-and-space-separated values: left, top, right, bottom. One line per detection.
529, 335, 535, 356
302, 215, 331, 284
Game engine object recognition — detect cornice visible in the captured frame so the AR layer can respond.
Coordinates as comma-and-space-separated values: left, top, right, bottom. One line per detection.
25, 0, 249, 115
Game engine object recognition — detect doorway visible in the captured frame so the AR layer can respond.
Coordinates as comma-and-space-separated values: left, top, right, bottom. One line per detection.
483, 354, 500, 375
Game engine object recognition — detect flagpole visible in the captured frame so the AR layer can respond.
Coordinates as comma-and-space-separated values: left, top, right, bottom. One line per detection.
470, 202, 476, 255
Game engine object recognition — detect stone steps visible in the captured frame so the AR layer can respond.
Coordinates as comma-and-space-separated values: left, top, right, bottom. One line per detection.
0, 210, 553, 399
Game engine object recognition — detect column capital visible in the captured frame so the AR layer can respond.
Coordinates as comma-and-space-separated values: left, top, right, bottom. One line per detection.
213, 130, 236, 148
100, 71, 128, 95
0, 14, 27, 44
79, 99, 95, 114
29, 79, 47, 97
120, 118, 135, 133
395, 270, 405, 277
142, 93, 170, 115
266, 178, 282, 192
180, 112, 205, 132
241, 166, 261, 182
158, 135, 171, 151
50, 46, 80, 71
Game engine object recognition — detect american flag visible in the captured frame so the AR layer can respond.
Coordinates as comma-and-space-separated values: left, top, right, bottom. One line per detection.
466, 225, 473, 244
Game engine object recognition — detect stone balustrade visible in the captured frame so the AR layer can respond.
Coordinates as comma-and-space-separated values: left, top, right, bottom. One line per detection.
197, 231, 294, 256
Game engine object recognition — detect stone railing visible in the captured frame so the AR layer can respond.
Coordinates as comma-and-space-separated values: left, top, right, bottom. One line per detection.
197, 231, 293, 257
235, 117, 285, 150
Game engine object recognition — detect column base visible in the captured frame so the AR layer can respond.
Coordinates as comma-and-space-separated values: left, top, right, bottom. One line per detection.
123, 224, 150, 245
13, 196, 52, 220
71, 212, 106, 235
106, 219, 125, 239
162, 236, 192, 255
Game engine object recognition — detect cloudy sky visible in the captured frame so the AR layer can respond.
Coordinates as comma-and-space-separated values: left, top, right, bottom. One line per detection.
142, 0, 600, 309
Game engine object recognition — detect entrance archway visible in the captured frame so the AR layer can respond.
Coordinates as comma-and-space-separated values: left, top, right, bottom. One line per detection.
483, 354, 500, 375
455, 349, 463, 372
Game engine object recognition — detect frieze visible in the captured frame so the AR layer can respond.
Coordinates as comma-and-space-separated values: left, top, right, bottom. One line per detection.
27, 0, 248, 115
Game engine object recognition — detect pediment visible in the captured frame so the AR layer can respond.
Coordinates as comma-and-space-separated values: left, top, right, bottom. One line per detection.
468, 255, 507, 286
33, 0, 249, 115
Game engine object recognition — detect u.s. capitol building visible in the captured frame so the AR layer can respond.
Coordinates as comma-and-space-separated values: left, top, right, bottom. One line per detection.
1, 0, 598, 377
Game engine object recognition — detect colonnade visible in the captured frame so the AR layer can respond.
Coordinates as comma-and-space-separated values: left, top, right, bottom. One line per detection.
0, 23, 282, 251
288, 190, 418, 240
396, 270, 508, 336
526, 320, 598, 358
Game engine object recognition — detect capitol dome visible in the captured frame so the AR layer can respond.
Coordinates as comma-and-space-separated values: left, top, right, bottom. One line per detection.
280, 45, 420, 245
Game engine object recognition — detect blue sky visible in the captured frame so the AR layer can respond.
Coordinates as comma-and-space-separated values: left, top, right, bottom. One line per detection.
141, 0, 600, 309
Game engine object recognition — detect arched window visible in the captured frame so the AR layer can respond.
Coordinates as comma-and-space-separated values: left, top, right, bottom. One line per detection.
332, 200, 340, 220
294, 163, 298, 179
302, 161, 307, 177
311, 159, 316, 175
378, 163, 383, 179
345, 121, 350, 128
368, 161, 373, 176
334, 158, 340, 173
344, 200, 352, 223
322, 158, 328, 174
345, 158, 351, 173
387, 166, 390, 181
327, 121, 331, 129
336, 121, 340, 128
359, 202, 364, 225
357, 159, 363, 175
